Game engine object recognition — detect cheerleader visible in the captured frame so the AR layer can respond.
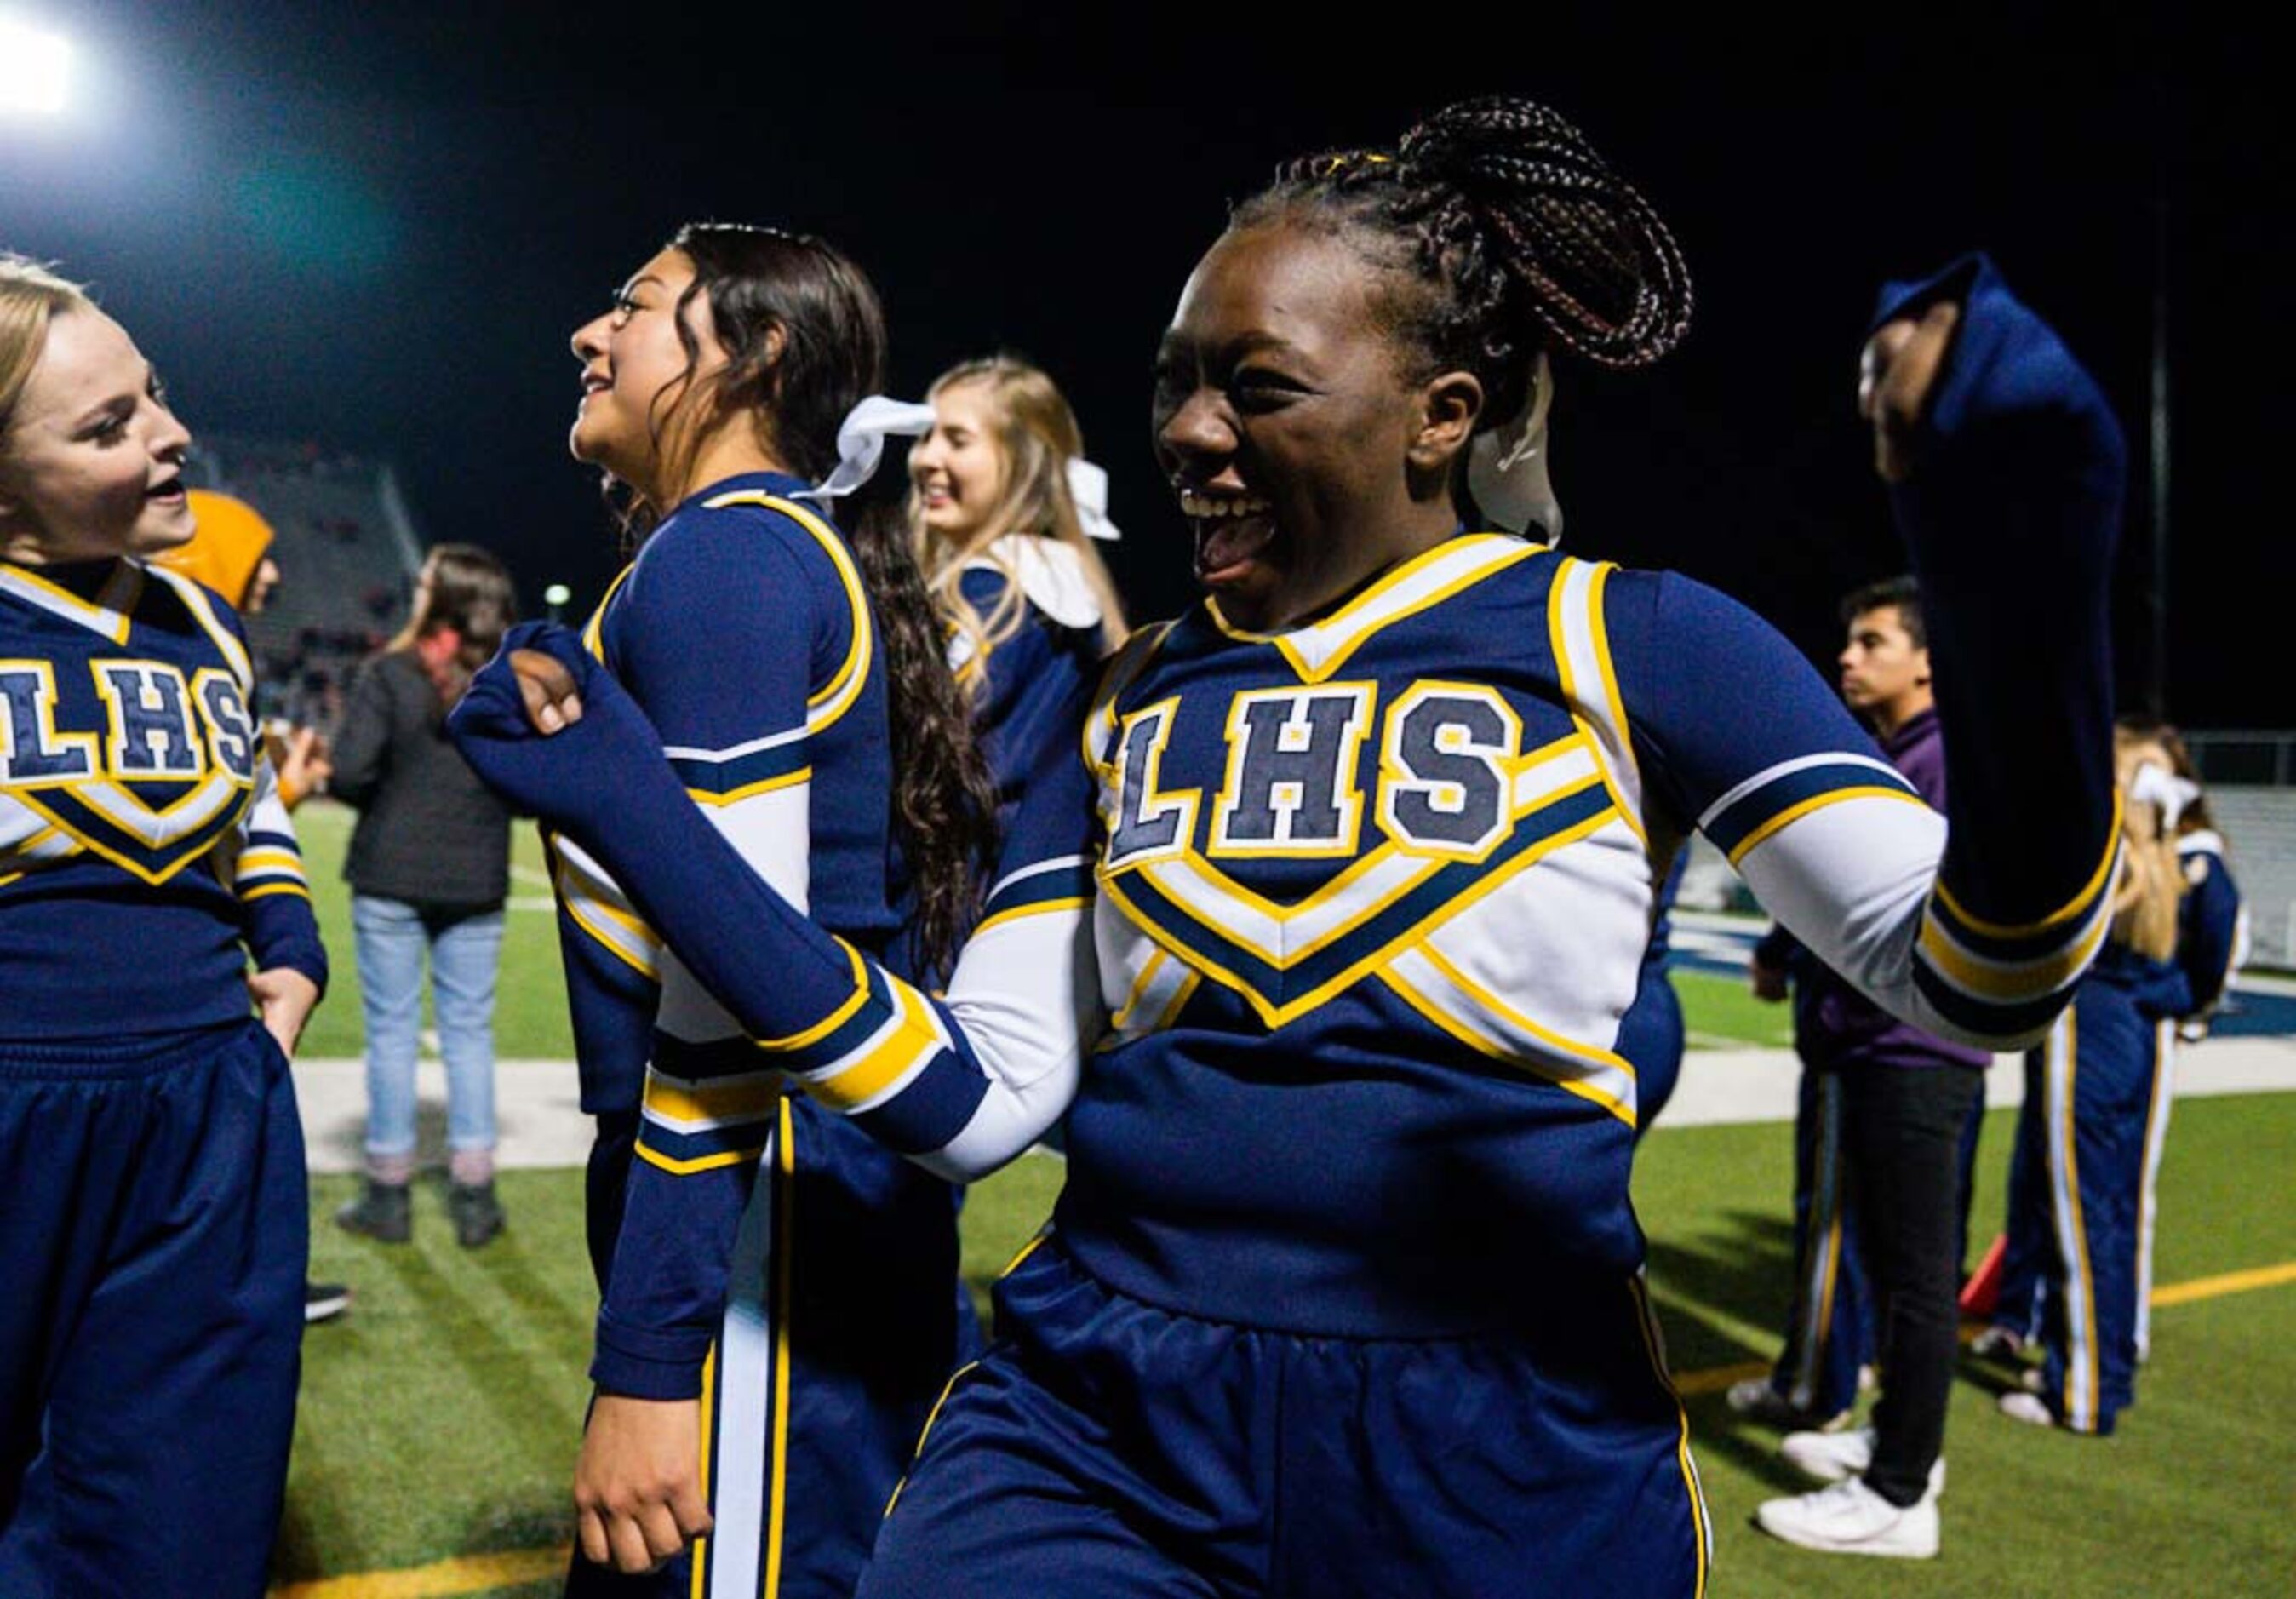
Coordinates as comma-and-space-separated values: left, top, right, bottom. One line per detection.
455, 98, 2125, 1582
911, 355, 1127, 833
545, 225, 992, 1593
0, 256, 326, 1596
1990, 724, 2210, 1429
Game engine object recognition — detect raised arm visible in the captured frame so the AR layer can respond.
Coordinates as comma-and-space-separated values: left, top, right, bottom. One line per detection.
1619, 257, 2121, 1048
1868, 254, 2125, 1034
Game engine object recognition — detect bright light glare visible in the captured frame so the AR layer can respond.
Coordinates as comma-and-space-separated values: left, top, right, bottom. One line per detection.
0, 20, 71, 116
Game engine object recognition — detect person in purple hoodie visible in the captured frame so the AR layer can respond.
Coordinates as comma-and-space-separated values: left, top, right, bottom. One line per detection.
1737, 576, 1994, 1526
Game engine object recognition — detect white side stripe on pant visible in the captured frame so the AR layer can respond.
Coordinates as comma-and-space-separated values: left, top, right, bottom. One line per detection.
2045, 1011, 2098, 1432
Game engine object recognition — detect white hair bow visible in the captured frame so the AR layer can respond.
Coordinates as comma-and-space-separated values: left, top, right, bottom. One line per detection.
1466, 352, 1561, 542
792, 396, 937, 506
2127, 760, 2202, 833
1066, 458, 1122, 542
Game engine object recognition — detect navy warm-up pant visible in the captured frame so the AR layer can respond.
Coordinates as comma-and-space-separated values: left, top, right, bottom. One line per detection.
0, 1018, 306, 1598
1995, 983, 2170, 1434
860, 1234, 1710, 1598
1766, 1067, 1875, 1421
569, 1093, 974, 1599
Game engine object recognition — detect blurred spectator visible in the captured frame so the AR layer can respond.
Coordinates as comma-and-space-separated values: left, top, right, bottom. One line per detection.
1739, 578, 1986, 1505
330, 545, 518, 1250
1984, 727, 2193, 1434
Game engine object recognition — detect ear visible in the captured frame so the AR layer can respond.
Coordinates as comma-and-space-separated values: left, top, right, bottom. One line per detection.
0, 478, 34, 553
1408, 370, 1482, 473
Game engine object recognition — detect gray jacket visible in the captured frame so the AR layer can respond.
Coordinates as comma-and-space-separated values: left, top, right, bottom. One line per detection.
330, 650, 512, 913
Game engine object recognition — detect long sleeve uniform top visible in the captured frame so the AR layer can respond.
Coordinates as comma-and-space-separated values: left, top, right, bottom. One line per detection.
2172, 829, 2242, 1018
947, 535, 1115, 839
1753, 706, 1990, 1071
1, 557, 326, 1043
543, 471, 904, 1396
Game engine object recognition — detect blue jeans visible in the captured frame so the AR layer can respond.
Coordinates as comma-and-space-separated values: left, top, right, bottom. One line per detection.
352, 895, 503, 1162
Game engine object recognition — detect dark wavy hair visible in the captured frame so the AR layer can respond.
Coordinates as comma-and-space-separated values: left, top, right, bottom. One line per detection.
389, 542, 518, 707
625, 222, 994, 980
1231, 95, 1693, 514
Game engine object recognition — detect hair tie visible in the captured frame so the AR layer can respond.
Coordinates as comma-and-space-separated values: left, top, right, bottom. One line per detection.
1466, 352, 1560, 542
792, 396, 936, 505
1065, 458, 1122, 542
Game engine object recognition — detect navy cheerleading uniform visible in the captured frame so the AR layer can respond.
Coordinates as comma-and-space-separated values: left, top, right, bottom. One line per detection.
0, 555, 325, 1597
547, 473, 970, 1598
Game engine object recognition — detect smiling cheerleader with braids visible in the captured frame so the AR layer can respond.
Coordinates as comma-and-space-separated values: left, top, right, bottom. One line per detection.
456, 96, 2126, 1588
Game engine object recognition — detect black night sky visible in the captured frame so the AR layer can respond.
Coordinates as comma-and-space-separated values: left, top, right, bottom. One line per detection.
3, 4, 2280, 725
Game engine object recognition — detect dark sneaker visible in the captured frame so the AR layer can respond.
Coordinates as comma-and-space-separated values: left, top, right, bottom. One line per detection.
449, 1182, 505, 1249
304, 1281, 352, 1323
1725, 1376, 1851, 1432
335, 1180, 412, 1243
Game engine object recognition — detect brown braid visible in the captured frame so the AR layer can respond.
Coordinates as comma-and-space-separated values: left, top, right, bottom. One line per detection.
1234, 96, 1692, 425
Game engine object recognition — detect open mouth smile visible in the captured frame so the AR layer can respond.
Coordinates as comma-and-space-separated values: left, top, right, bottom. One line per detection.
1178, 488, 1276, 585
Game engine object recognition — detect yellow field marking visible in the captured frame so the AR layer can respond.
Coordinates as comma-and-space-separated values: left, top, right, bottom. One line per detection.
2147, 1260, 2296, 1307
1675, 1360, 1772, 1397
1674, 1258, 2296, 1401
270, 1258, 2296, 1595
270, 1545, 568, 1597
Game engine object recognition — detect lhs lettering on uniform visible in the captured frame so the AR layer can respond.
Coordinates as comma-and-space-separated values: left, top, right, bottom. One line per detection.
1211, 685, 1372, 857
1108, 682, 1520, 866
1107, 698, 1197, 865
94, 662, 206, 776
0, 662, 95, 782
1377, 685, 1520, 859
0, 658, 254, 787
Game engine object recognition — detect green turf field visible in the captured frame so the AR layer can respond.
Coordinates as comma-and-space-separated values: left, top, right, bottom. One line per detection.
271, 809, 2296, 1596
289, 803, 574, 1063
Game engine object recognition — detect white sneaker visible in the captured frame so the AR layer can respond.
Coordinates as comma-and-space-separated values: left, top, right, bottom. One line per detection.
1724, 1377, 1848, 1430
1998, 1390, 2056, 1428
1779, 1426, 1947, 1496
1755, 1476, 1940, 1559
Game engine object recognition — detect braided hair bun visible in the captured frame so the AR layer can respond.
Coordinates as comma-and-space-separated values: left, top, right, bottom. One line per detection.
1395, 97, 1692, 370
1235, 95, 1692, 425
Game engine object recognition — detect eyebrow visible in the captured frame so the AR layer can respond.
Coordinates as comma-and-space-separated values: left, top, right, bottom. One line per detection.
68, 364, 154, 431
1157, 330, 1302, 364
620, 274, 667, 295
1228, 331, 1302, 359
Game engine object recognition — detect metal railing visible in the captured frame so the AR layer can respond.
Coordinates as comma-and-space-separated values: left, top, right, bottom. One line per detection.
2184, 731, 2296, 788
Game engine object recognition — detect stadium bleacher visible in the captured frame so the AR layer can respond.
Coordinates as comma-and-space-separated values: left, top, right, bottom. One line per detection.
186, 435, 425, 731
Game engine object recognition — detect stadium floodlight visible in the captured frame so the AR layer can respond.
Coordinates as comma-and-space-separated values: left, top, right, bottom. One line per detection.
0, 17, 71, 117
544, 583, 572, 607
